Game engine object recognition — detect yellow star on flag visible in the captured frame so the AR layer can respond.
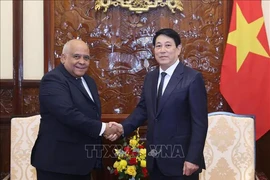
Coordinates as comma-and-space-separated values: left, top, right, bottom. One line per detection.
227, 3, 270, 72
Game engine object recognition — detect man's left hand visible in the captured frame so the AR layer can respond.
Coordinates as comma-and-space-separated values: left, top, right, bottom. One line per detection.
183, 161, 199, 176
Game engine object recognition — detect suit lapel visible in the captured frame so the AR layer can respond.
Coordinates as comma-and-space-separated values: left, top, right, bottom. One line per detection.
58, 64, 91, 101
156, 63, 184, 116
58, 63, 100, 111
84, 76, 101, 110
151, 69, 159, 115
70, 78, 95, 103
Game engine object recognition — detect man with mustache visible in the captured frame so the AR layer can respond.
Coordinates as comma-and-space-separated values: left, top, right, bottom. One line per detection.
31, 39, 122, 180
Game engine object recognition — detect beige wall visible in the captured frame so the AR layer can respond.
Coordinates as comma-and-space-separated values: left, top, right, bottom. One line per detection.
0, 0, 44, 80
0, 0, 13, 79
0, 1, 269, 80
23, 0, 44, 80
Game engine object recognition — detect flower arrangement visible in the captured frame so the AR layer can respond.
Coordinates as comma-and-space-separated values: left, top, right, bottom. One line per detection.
108, 128, 148, 180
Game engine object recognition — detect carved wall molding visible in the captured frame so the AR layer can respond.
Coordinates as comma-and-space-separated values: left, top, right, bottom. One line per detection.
23, 88, 40, 115
0, 89, 13, 115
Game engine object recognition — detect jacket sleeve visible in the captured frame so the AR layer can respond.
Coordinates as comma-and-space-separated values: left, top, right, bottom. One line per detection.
121, 74, 149, 136
185, 73, 208, 166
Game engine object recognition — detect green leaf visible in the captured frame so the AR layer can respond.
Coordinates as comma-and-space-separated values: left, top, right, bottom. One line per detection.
118, 172, 125, 179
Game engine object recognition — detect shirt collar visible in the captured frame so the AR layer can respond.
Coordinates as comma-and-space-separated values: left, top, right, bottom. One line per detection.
159, 60, 179, 77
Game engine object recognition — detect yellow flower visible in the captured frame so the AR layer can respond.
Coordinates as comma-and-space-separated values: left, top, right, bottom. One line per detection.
117, 165, 124, 172
140, 160, 146, 167
114, 160, 126, 172
125, 165, 137, 177
119, 159, 127, 167
113, 161, 119, 168
129, 139, 138, 148
140, 148, 146, 155
139, 148, 146, 159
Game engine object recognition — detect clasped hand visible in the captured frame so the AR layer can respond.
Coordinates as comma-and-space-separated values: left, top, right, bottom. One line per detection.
103, 122, 123, 141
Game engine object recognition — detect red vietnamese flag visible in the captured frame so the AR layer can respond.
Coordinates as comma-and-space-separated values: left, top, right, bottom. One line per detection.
220, 0, 270, 140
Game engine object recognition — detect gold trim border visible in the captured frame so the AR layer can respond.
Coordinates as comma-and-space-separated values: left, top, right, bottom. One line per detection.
95, 0, 183, 14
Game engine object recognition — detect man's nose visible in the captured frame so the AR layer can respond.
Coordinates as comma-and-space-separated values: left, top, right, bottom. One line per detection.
78, 57, 85, 64
160, 46, 166, 52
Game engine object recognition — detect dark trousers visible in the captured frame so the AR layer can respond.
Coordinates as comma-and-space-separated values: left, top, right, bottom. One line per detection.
36, 169, 91, 180
150, 160, 199, 180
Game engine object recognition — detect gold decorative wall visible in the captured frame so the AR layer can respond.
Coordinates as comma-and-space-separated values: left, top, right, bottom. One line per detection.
95, 0, 184, 13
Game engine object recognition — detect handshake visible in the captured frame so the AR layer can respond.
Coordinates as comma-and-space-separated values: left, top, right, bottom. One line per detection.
103, 122, 123, 141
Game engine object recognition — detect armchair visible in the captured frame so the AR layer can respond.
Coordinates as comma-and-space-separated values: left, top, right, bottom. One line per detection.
10, 115, 40, 180
199, 112, 255, 180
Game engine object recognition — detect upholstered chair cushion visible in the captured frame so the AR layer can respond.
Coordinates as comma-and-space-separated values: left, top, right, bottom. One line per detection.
199, 112, 255, 180
10, 115, 40, 180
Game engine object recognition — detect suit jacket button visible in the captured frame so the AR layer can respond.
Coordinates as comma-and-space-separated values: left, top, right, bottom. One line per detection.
155, 119, 158, 121
93, 107, 96, 110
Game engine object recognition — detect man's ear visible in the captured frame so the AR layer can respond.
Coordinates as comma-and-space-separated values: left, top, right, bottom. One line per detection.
177, 44, 182, 54
60, 54, 65, 64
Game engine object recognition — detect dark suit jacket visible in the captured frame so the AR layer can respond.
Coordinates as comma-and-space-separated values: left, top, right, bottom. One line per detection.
122, 62, 208, 176
31, 64, 102, 175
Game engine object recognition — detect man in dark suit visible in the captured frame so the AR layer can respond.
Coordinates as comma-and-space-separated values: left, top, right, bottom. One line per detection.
108, 28, 208, 180
31, 39, 122, 180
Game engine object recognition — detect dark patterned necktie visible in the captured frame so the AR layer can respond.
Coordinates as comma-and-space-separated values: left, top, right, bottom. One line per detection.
77, 77, 84, 88
156, 72, 167, 110
77, 77, 95, 102
77, 78, 88, 95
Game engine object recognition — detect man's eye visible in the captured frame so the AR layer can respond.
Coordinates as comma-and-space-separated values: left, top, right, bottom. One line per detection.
155, 45, 161, 48
73, 55, 81, 59
165, 44, 171, 47
83, 56, 90, 61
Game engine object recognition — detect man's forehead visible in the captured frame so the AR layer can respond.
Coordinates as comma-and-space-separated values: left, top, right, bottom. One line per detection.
70, 46, 90, 54
71, 52, 90, 56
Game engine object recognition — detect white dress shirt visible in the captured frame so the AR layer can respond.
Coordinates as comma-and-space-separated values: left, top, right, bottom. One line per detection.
80, 77, 106, 136
157, 60, 179, 95
81, 77, 94, 101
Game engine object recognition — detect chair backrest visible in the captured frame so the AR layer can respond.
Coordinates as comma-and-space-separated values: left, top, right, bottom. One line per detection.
10, 115, 40, 180
199, 112, 255, 180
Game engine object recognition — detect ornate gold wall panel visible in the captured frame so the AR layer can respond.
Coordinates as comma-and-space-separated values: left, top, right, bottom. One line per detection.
95, 0, 184, 14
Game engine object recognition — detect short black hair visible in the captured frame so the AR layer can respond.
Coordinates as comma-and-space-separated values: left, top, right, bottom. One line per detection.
152, 28, 181, 47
